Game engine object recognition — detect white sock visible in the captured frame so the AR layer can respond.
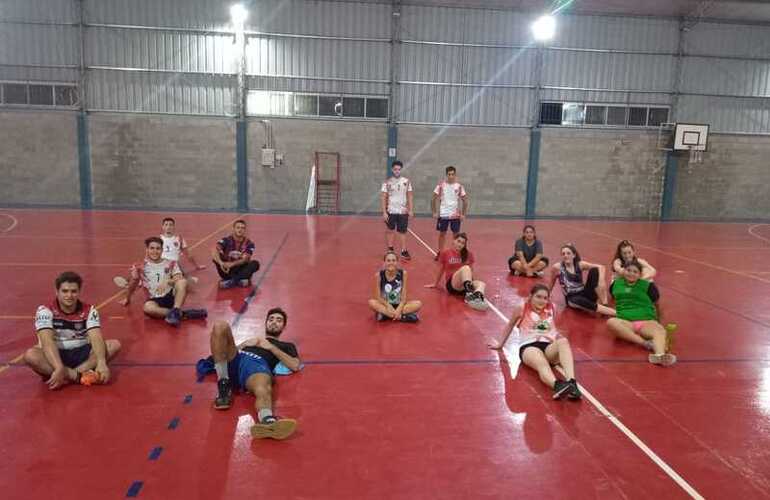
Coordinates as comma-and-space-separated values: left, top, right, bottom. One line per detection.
258, 408, 274, 423
215, 362, 228, 381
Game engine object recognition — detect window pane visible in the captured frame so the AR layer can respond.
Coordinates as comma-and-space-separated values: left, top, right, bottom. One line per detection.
561, 103, 584, 125
585, 105, 606, 125
319, 96, 341, 116
607, 107, 627, 125
247, 90, 271, 115
294, 94, 317, 115
4, 84, 27, 104
628, 107, 647, 126
648, 107, 669, 127
342, 97, 364, 117
539, 102, 562, 125
55, 85, 77, 106
366, 98, 388, 118
29, 84, 53, 105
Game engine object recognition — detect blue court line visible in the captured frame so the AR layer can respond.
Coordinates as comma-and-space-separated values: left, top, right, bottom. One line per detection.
167, 417, 180, 430
231, 232, 289, 329
126, 481, 143, 497
148, 447, 163, 461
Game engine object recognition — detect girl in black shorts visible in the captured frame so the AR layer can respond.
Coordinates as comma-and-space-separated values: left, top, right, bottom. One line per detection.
549, 244, 615, 316
488, 284, 580, 400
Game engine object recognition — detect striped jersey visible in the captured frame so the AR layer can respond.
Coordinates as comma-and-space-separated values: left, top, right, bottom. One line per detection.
34, 300, 100, 350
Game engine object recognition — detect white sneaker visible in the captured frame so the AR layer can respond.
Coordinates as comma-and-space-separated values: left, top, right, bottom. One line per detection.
648, 353, 677, 366
113, 276, 128, 288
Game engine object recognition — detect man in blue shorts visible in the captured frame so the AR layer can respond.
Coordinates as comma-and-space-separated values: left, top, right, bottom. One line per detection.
209, 308, 301, 440
432, 166, 468, 257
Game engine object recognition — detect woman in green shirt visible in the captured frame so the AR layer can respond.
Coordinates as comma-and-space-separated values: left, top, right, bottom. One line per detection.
607, 260, 677, 366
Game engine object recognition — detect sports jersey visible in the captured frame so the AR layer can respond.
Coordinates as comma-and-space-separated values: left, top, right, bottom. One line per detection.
516, 302, 560, 346
381, 177, 412, 215
160, 234, 187, 261
132, 258, 181, 298
216, 236, 255, 262
610, 278, 659, 321
558, 259, 585, 295
379, 269, 404, 305
439, 248, 475, 276
34, 300, 100, 350
433, 181, 466, 219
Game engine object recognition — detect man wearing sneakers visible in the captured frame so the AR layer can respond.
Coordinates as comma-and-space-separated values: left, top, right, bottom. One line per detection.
210, 308, 300, 440
23, 271, 121, 389
212, 219, 260, 288
120, 237, 207, 326
432, 165, 468, 257
381, 160, 414, 260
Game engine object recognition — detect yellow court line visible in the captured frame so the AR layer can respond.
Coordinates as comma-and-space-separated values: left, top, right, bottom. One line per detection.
0, 215, 243, 375
566, 224, 770, 286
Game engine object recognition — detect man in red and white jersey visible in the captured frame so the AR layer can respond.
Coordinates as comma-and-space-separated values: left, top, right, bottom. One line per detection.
380, 160, 414, 260
120, 237, 207, 326
432, 165, 469, 257
160, 217, 205, 272
23, 271, 121, 389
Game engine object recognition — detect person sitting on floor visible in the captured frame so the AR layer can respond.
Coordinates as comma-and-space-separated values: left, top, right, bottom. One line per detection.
489, 283, 580, 400
549, 243, 615, 316
425, 232, 488, 311
508, 224, 548, 277
367, 250, 422, 322
212, 219, 260, 288
120, 237, 207, 326
23, 271, 121, 389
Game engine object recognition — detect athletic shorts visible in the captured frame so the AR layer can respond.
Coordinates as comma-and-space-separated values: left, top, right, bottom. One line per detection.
386, 213, 409, 233
565, 267, 599, 312
446, 278, 465, 295
519, 341, 551, 361
228, 351, 272, 389
508, 255, 550, 269
436, 217, 461, 233
148, 290, 175, 309
631, 320, 657, 333
59, 344, 92, 369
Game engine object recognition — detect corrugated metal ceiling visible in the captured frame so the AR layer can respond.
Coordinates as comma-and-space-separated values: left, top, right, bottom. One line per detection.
340, 0, 770, 24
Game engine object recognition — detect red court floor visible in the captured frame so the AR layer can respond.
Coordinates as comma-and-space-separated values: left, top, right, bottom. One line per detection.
1, 209, 769, 499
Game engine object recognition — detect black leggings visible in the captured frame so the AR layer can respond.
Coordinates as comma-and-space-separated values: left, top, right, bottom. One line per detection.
565, 267, 599, 312
213, 260, 260, 281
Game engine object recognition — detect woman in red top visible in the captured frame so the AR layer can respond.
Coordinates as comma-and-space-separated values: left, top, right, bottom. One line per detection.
425, 232, 488, 311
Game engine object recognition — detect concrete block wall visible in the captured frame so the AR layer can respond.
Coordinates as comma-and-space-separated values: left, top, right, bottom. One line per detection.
537, 129, 666, 218
248, 119, 387, 212
672, 134, 770, 220
0, 110, 80, 206
398, 125, 530, 216
89, 114, 236, 210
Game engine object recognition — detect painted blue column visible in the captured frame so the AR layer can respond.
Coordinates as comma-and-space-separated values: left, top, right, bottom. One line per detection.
236, 119, 248, 211
387, 125, 398, 176
524, 127, 541, 218
77, 111, 92, 209
661, 151, 678, 220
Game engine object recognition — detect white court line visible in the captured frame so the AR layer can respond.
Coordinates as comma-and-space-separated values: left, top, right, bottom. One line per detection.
407, 227, 705, 500
0, 214, 18, 233
748, 224, 770, 245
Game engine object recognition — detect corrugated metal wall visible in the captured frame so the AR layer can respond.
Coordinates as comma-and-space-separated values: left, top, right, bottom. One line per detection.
1, 0, 769, 132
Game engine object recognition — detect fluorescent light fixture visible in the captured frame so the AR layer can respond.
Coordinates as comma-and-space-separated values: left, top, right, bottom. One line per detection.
230, 4, 248, 25
531, 15, 556, 42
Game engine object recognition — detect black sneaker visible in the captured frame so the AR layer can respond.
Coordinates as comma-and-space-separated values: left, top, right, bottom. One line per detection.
165, 307, 182, 326
182, 308, 208, 320
400, 312, 419, 323
388, 246, 395, 252
401, 250, 412, 261
567, 379, 582, 400
553, 380, 571, 400
214, 379, 233, 410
